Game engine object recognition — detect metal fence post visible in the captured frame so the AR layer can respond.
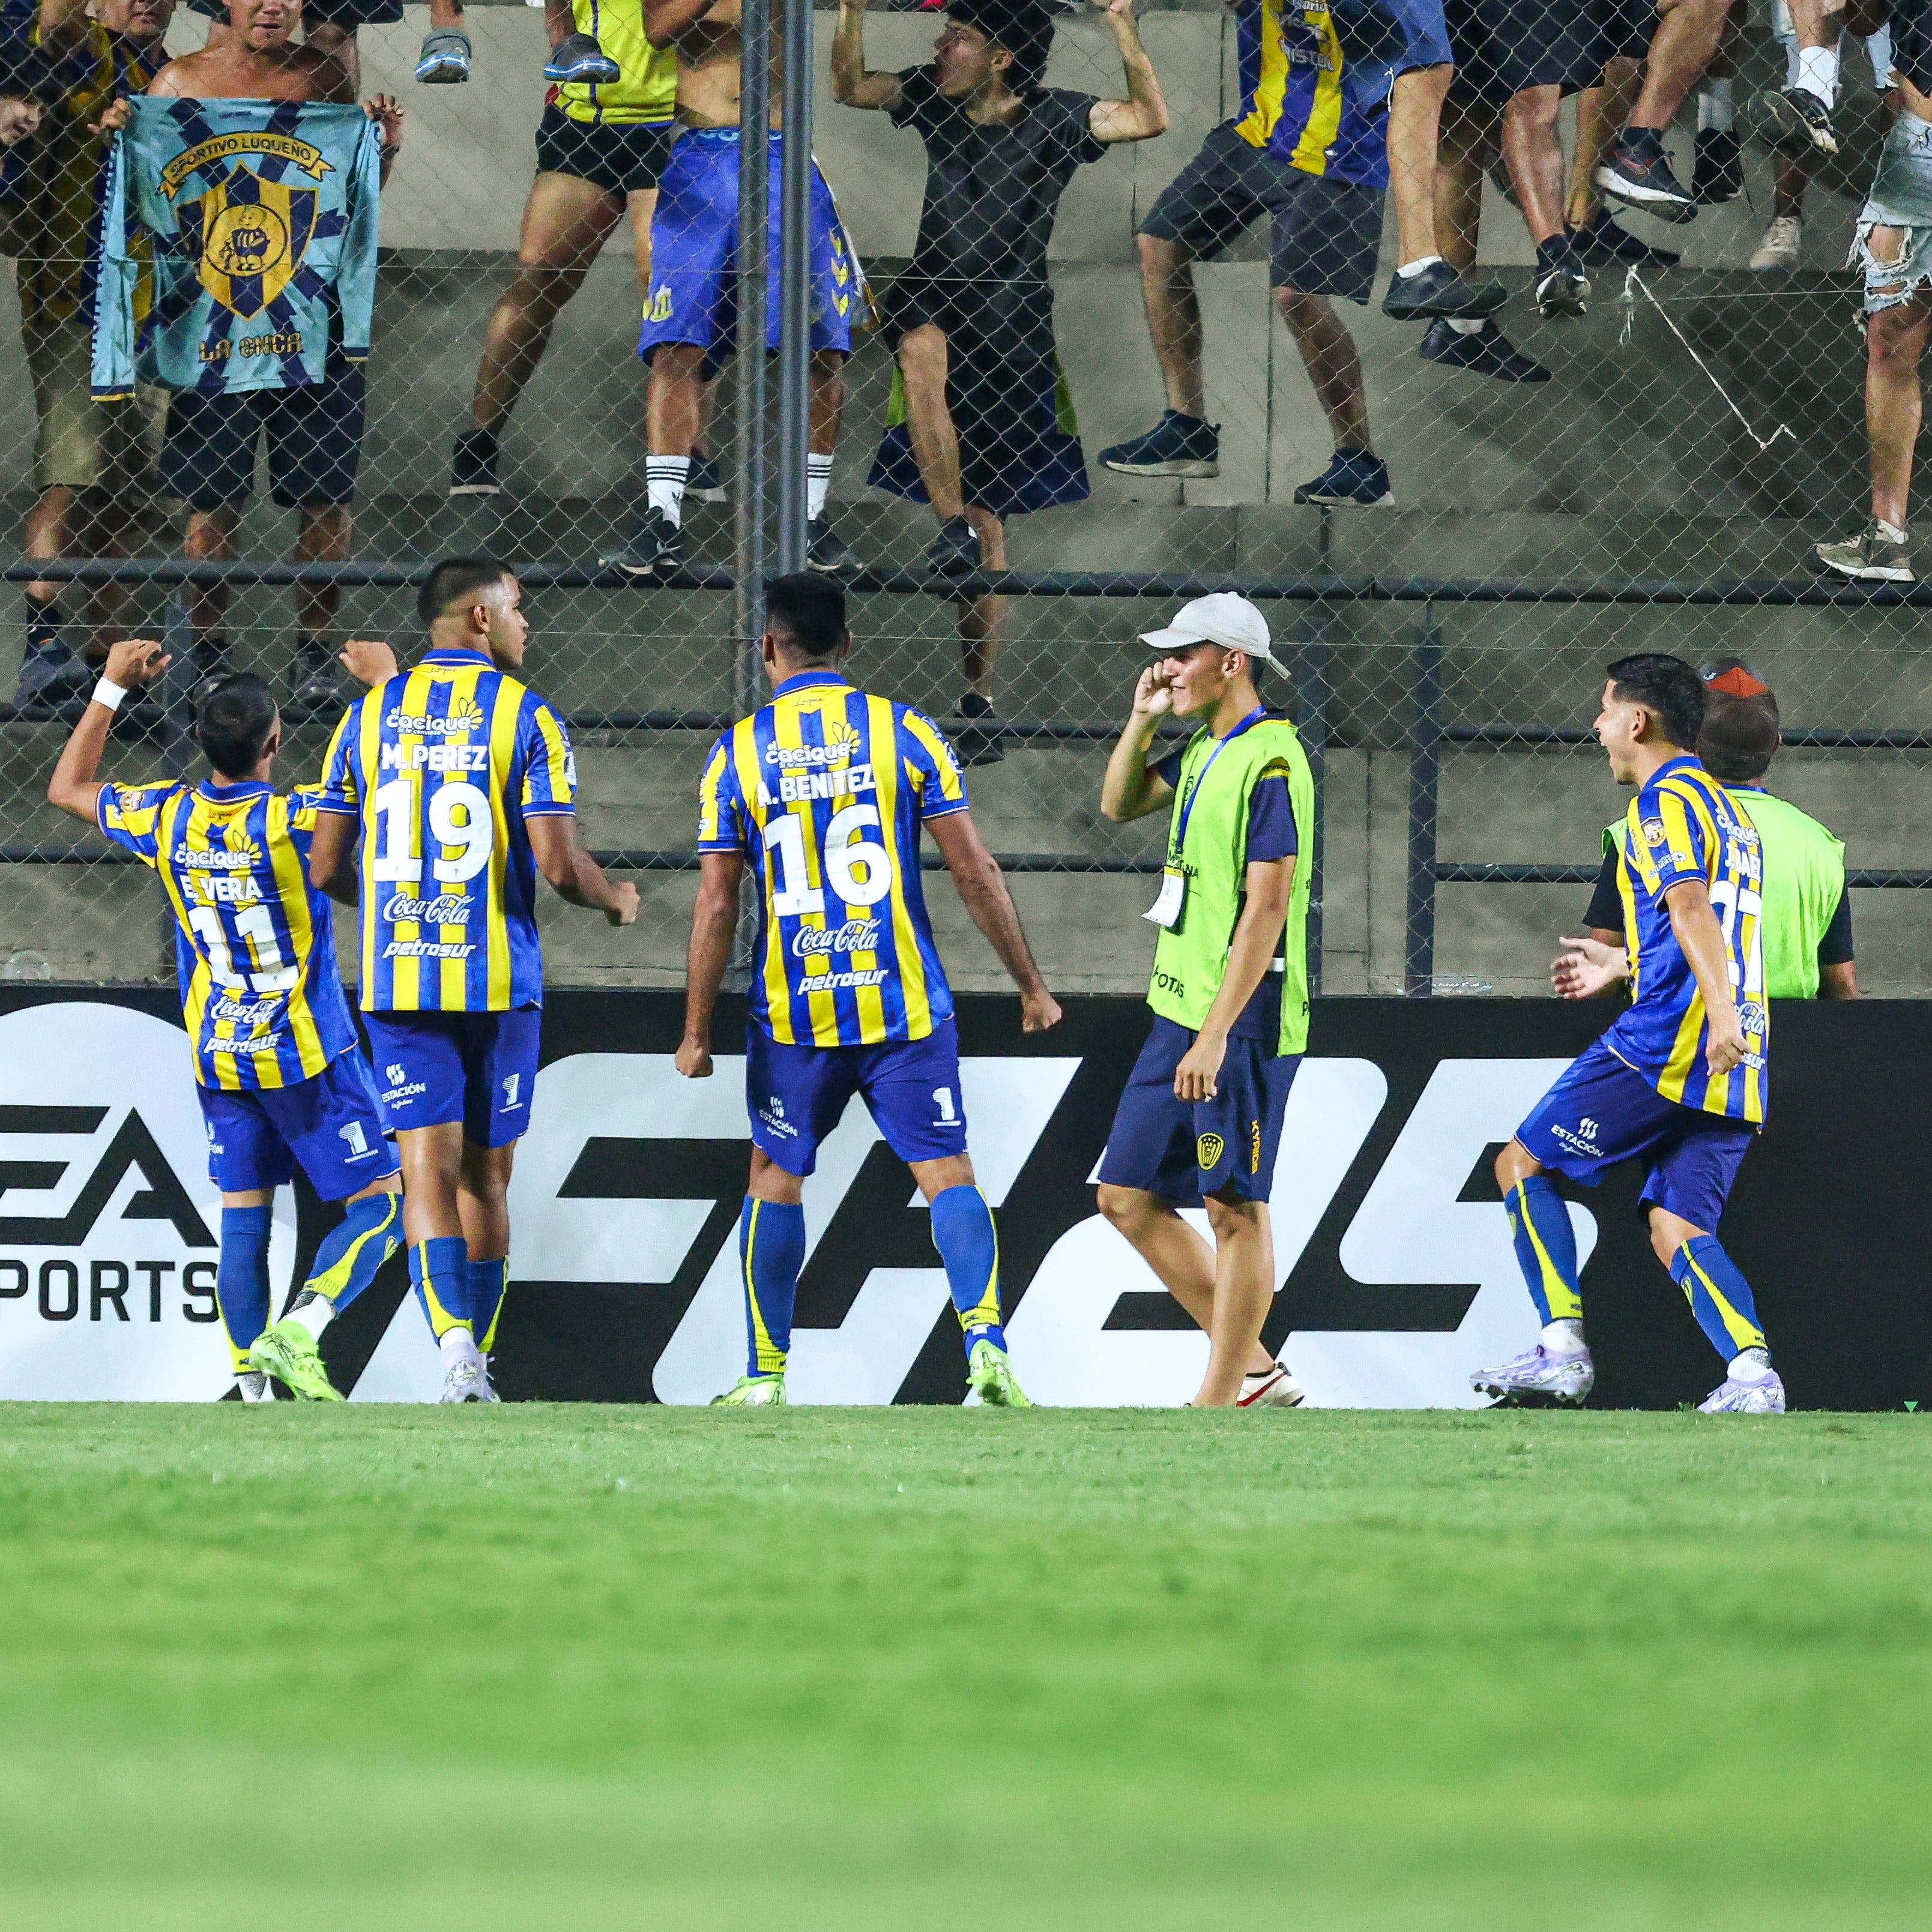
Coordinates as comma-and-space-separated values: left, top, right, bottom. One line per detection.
732, 0, 772, 716
774, 0, 812, 575
1404, 606, 1443, 997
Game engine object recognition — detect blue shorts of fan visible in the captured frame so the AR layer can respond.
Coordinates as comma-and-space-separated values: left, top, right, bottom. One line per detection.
198, 1049, 396, 1200
636, 128, 856, 363
364, 1007, 542, 1148
1514, 1039, 1757, 1231
1096, 1017, 1301, 1207
746, 1018, 968, 1179
159, 366, 366, 512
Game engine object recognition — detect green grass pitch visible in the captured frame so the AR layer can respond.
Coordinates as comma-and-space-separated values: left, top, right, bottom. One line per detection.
2, 1405, 1928, 1930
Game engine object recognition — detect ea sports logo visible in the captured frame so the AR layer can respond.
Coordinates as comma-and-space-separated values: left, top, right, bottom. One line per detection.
1195, 1132, 1224, 1170
0, 1003, 291, 1399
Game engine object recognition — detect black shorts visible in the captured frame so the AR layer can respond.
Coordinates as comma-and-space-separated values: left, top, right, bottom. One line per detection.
1138, 122, 1384, 305
1444, 0, 1608, 102
159, 366, 366, 512
1598, 0, 1656, 62
533, 104, 675, 196
187, 0, 402, 20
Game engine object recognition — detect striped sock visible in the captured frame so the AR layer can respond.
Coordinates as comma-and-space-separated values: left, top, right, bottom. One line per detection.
1670, 1236, 1767, 1366
1505, 1176, 1583, 1329
740, 1197, 805, 1378
930, 1184, 1003, 1354
646, 455, 689, 527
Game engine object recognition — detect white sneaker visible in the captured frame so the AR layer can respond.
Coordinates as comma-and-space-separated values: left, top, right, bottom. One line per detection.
441, 1356, 499, 1404
1237, 1363, 1306, 1408
1470, 1344, 1595, 1405
1749, 216, 1802, 271
1697, 1369, 1786, 1414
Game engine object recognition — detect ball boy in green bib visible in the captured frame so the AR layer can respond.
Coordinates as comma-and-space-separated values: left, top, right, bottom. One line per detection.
1095, 595, 1315, 1408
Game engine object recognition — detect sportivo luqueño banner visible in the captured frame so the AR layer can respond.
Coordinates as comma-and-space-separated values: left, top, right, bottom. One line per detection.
1, 989, 1925, 1410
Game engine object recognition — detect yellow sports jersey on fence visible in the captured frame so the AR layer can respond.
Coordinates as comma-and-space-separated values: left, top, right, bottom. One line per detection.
552, 0, 677, 124
697, 671, 969, 1048
318, 649, 576, 1013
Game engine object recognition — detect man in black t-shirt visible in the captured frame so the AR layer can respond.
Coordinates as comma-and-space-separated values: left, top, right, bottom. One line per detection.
832, 0, 1167, 757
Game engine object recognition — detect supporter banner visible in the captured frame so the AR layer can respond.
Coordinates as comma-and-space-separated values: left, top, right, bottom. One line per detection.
0, 989, 1924, 1410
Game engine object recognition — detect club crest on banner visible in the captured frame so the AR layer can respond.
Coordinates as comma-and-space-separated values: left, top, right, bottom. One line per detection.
193, 170, 317, 319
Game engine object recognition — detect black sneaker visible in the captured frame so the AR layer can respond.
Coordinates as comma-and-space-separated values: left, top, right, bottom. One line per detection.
291, 644, 342, 714
1568, 209, 1680, 268
12, 619, 87, 706
1752, 85, 1838, 158
1381, 258, 1508, 321
807, 514, 857, 576
1692, 127, 1743, 204
1533, 253, 1590, 319
687, 452, 727, 503
601, 507, 684, 577
954, 693, 1006, 768
1595, 133, 1698, 222
448, 427, 501, 498
543, 30, 620, 85
1292, 448, 1392, 506
1419, 318, 1552, 384
1099, 409, 1220, 478
926, 516, 982, 576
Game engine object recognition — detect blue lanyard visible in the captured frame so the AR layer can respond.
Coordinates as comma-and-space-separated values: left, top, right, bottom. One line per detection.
1171, 708, 1266, 858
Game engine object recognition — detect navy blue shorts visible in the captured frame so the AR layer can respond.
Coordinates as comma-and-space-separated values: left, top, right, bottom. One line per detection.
1097, 1016, 1301, 1207
746, 1019, 968, 1179
1515, 1039, 1757, 1231
364, 1008, 542, 1147
535, 105, 674, 195
198, 1050, 396, 1200
636, 128, 856, 362
159, 366, 366, 512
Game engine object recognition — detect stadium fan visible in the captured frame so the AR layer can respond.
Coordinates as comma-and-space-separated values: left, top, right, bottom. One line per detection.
1100, 0, 1500, 504
1561, 20, 1685, 267
1748, 8, 1892, 270
1593, 0, 1734, 218
44, 638, 405, 1404
603, 0, 860, 579
835, 0, 1167, 760
184, 0, 474, 89
91, 0, 403, 709
8, 0, 170, 711
1559, 659, 1856, 1002
309, 558, 639, 1404
1095, 596, 1314, 1411
450, 0, 727, 504
1813, 0, 1932, 581
678, 573, 1059, 1408
1473, 655, 1785, 1417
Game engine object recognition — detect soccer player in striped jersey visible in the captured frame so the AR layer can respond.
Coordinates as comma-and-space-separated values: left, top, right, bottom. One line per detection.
677, 573, 1061, 1407
1473, 654, 1786, 1416
47, 637, 403, 1403
309, 557, 638, 1402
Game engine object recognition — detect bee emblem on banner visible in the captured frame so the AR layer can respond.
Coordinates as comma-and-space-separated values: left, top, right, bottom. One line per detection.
192, 169, 317, 319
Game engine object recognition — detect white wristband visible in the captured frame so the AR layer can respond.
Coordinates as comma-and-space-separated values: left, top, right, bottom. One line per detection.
92, 678, 128, 713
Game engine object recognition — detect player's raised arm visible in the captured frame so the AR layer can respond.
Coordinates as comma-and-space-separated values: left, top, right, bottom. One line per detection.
1087, 0, 1168, 144
46, 639, 171, 824
925, 811, 1061, 1033
831, 0, 904, 111
1099, 665, 1179, 823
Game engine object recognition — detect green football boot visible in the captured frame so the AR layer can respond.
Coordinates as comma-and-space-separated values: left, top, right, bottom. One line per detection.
712, 1373, 786, 1407
967, 1339, 1032, 1407
247, 1318, 343, 1402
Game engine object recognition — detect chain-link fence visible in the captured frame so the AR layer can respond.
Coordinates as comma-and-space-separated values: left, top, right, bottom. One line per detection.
1, 0, 1927, 996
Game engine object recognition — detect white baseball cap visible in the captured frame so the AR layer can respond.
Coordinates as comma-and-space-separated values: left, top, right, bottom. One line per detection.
1137, 593, 1276, 669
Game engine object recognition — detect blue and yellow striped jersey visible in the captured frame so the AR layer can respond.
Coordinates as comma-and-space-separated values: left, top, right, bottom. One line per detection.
1603, 757, 1769, 1124
1232, 0, 1393, 188
318, 648, 576, 1013
697, 671, 969, 1047
96, 777, 357, 1091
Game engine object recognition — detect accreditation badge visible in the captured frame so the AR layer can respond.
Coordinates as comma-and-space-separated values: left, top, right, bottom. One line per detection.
1143, 865, 1186, 930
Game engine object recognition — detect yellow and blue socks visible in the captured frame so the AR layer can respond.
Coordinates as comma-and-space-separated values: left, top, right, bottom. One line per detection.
218, 1204, 273, 1378
1506, 1176, 1584, 1343
411, 1236, 475, 1359
740, 1197, 804, 1379
283, 1191, 402, 1341
1671, 1235, 1770, 1374
468, 1257, 509, 1354
930, 1183, 1005, 1355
